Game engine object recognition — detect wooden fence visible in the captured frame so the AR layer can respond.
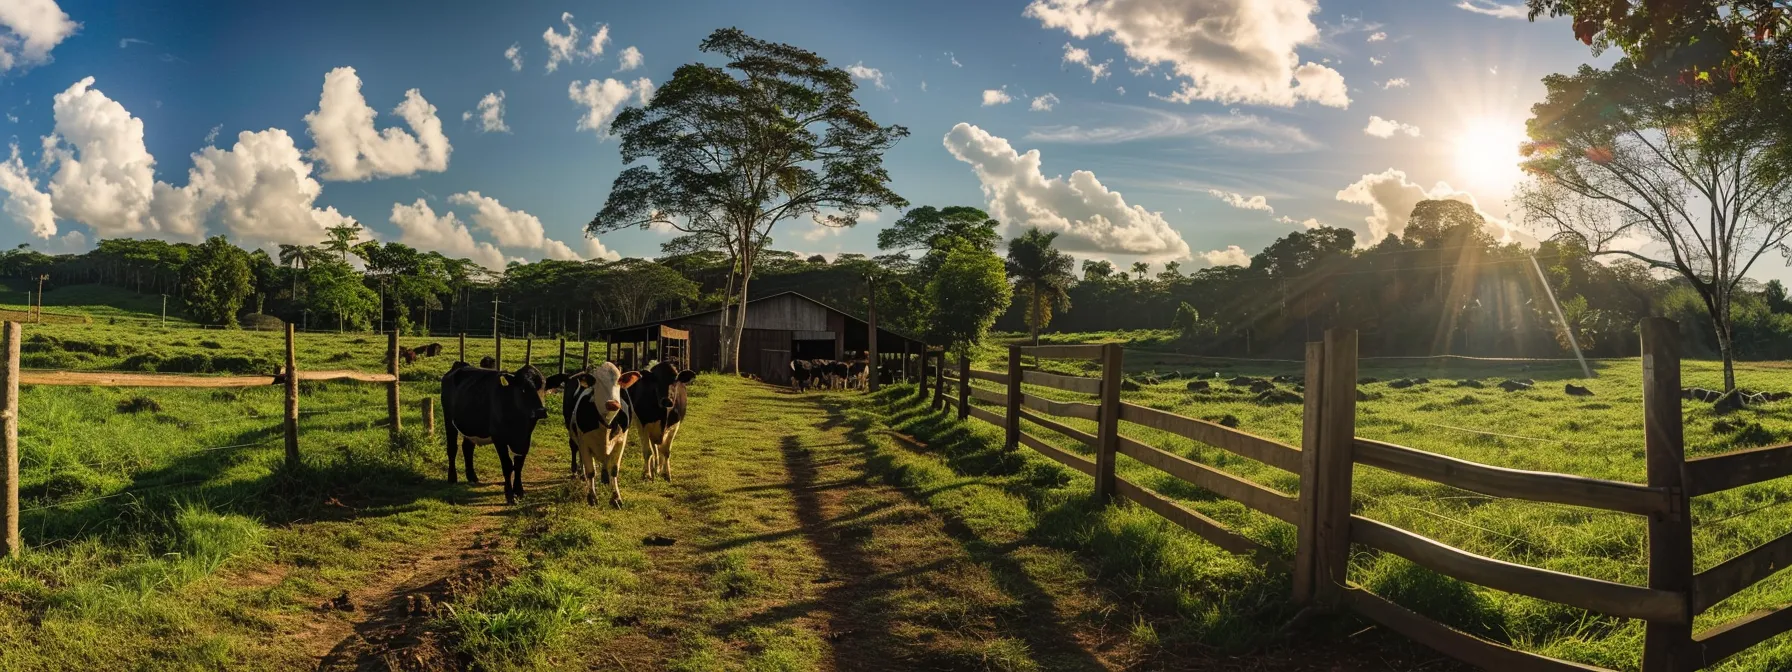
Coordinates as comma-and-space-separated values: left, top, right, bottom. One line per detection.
924, 319, 1792, 672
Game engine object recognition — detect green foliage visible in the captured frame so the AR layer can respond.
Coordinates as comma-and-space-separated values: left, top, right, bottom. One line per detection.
303, 259, 379, 330
1005, 228, 1075, 343
926, 240, 1011, 353
181, 236, 253, 327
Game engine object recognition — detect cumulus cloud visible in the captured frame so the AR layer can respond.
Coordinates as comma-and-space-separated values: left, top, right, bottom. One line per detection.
1457, 1, 1528, 19
463, 91, 509, 133
303, 67, 451, 181
504, 43, 523, 71
445, 190, 614, 261
1201, 246, 1250, 267
0, 142, 54, 237
1381, 78, 1409, 89
569, 77, 653, 138
0, 0, 79, 75
1275, 215, 1321, 229
390, 198, 508, 270
1363, 115, 1419, 138
981, 88, 1013, 106
616, 45, 642, 72
1335, 168, 1522, 243
543, 12, 609, 72
1030, 93, 1059, 111
1062, 43, 1110, 81
946, 51, 962, 67
1026, 0, 1349, 108
1026, 106, 1320, 153
1370, 57, 1384, 66
846, 61, 886, 89
1206, 189, 1272, 212
1116, 86, 1125, 95
180, 128, 355, 246
39, 76, 163, 238
943, 122, 1190, 259
1367, 31, 1387, 42
583, 237, 619, 261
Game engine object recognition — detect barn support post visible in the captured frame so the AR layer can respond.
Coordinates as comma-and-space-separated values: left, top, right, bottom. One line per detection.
1004, 346, 1022, 450
1094, 344, 1123, 504
867, 278, 879, 392
1641, 318, 1695, 672
386, 331, 401, 442
1292, 340, 1326, 605
283, 324, 299, 468
957, 349, 970, 420
558, 339, 566, 374
0, 322, 20, 558
420, 397, 434, 439
1311, 328, 1358, 608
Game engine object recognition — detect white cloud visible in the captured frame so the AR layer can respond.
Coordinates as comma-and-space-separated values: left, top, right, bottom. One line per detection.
1367, 32, 1387, 42
1370, 57, 1384, 66
1335, 168, 1520, 243
1027, 0, 1349, 108
945, 51, 962, 67
1457, 1, 1528, 19
920, 80, 928, 92
616, 45, 642, 72
587, 23, 610, 59
846, 61, 886, 89
448, 191, 547, 250
544, 13, 583, 72
1201, 246, 1250, 267
463, 91, 509, 133
981, 88, 1013, 106
1275, 215, 1321, 229
569, 77, 653, 138
1026, 106, 1320, 153
1030, 93, 1059, 111
943, 122, 1190, 259
0, 0, 79, 75
1363, 115, 1420, 138
390, 198, 508, 270
583, 237, 619, 261
504, 43, 523, 71
178, 128, 354, 246
303, 67, 451, 181
1382, 78, 1409, 89
0, 142, 54, 237
1205, 189, 1272, 212
39, 77, 161, 238
1116, 86, 1125, 95
203, 123, 221, 144
1061, 43, 1111, 81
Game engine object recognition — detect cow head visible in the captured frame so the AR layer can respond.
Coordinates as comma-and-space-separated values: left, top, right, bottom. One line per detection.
634, 360, 696, 412
574, 362, 642, 426
506, 365, 552, 420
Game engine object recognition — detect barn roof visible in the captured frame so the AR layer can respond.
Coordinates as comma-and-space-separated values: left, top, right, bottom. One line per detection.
603, 291, 928, 345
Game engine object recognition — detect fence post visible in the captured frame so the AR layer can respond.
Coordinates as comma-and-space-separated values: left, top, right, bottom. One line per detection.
284, 324, 299, 467
1641, 317, 1694, 672
1095, 343, 1123, 504
1293, 340, 1326, 605
582, 340, 590, 369
1312, 328, 1358, 608
558, 338, 566, 374
932, 351, 946, 410
1004, 346, 1022, 450
495, 333, 503, 369
525, 338, 533, 367
458, 333, 466, 363
1, 322, 19, 559
420, 397, 434, 439
957, 350, 971, 420
387, 331, 401, 442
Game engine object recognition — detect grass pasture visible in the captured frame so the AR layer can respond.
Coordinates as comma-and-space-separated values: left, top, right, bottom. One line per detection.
958, 337, 1792, 670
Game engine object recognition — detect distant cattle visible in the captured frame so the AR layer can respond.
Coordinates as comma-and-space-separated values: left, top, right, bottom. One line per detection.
790, 359, 816, 392
416, 343, 444, 358
1457, 379, 1485, 388
1682, 387, 1723, 402
441, 361, 565, 504
1498, 380, 1533, 392
561, 363, 641, 507
848, 356, 869, 389
1565, 384, 1595, 397
826, 360, 851, 389
629, 360, 696, 481
1186, 380, 1210, 392
398, 347, 418, 365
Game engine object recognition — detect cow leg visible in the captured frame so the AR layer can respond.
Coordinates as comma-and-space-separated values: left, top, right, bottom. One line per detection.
495, 445, 516, 504
658, 423, 681, 482
580, 439, 600, 506
638, 423, 658, 480
511, 449, 529, 501
462, 438, 479, 483
569, 424, 582, 478
445, 423, 460, 483
606, 433, 627, 508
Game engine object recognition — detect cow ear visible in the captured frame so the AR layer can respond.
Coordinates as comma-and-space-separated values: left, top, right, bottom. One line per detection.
619, 371, 642, 389
544, 373, 570, 390
677, 369, 696, 384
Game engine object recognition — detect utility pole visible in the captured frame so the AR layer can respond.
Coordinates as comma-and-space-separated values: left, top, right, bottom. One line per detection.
491, 295, 502, 341
160, 295, 167, 326
302, 309, 309, 332
576, 310, 582, 342
34, 274, 46, 323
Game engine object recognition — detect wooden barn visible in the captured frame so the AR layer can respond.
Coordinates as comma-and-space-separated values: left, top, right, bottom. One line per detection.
601, 292, 929, 386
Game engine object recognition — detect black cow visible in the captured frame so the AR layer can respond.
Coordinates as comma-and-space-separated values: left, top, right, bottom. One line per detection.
848, 356, 868, 390
441, 361, 567, 504
827, 360, 851, 390
790, 359, 815, 392
629, 360, 696, 481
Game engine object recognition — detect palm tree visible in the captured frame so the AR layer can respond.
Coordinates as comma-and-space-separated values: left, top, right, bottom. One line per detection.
1005, 228, 1075, 346
1130, 261, 1150, 281
321, 221, 364, 263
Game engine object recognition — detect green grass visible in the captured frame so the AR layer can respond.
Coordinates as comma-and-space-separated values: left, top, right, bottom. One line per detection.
957, 333, 1792, 670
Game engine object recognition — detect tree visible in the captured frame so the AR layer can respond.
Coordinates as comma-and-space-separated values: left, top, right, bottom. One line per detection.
1081, 259, 1115, 281
321, 221, 364, 263
1173, 301, 1209, 343
1519, 58, 1792, 390
304, 259, 379, 331
1522, 0, 1787, 74
590, 259, 700, 326
927, 239, 1011, 355
877, 206, 1001, 277
181, 236, 253, 327
1406, 200, 1495, 250
589, 28, 909, 374
1005, 228, 1076, 345
1130, 261, 1150, 280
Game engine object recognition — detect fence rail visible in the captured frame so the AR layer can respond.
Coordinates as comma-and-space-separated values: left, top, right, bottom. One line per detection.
924, 323, 1792, 672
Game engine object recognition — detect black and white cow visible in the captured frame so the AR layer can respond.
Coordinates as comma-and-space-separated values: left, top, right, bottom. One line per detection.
561, 362, 641, 507
441, 361, 565, 504
826, 360, 851, 390
790, 359, 815, 392
628, 360, 695, 481
847, 353, 869, 390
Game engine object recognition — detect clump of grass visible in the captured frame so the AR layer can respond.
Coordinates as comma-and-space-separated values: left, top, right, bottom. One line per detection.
171, 504, 266, 572
705, 550, 768, 600
443, 569, 589, 669
116, 395, 162, 414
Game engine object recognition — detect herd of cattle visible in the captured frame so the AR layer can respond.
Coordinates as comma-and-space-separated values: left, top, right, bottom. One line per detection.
789, 353, 873, 391
438, 357, 696, 507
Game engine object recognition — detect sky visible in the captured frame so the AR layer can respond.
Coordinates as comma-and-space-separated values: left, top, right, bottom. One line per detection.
0, 0, 1681, 279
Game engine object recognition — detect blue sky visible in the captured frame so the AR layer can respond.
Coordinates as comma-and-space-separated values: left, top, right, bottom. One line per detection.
1, 0, 1640, 274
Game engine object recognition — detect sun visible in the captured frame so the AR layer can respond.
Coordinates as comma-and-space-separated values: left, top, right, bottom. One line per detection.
1454, 117, 1529, 192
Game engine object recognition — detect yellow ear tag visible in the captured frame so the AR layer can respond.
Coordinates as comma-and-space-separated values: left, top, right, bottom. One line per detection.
499, 377, 510, 387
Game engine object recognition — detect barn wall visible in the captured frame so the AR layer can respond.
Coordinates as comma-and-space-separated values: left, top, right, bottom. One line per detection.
684, 294, 831, 331
738, 328, 793, 385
